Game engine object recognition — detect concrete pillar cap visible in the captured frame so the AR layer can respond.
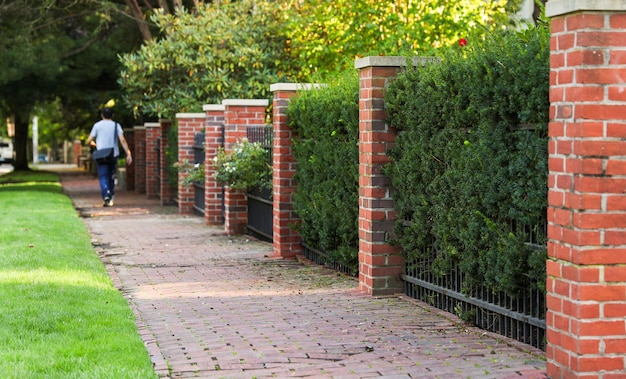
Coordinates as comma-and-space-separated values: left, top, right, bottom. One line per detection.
270, 83, 326, 92
546, 0, 626, 17
354, 56, 439, 69
202, 104, 225, 111
222, 99, 269, 107
175, 113, 205, 119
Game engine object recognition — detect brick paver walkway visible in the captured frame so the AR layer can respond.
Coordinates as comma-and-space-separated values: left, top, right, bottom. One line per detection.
57, 167, 547, 379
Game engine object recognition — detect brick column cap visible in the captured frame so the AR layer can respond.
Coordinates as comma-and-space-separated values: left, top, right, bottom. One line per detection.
202, 104, 225, 111
176, 112, 205, 119
133, 125, 146, 130
144, 122, 160, 128
355, 56, 439, 69
270, 83, 325, 92
546, 0, 626, 17
222, 99, 269, 107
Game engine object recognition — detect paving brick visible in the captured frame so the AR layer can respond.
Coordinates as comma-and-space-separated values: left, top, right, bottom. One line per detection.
58, 168, 547, 379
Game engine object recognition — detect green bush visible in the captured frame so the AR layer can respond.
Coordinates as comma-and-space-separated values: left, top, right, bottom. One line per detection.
166, 123, 179, 192
213, 139, 272, 192
119, 0, 290, 118
385, 24, 550, 297
175, 160, 205, 188
287, 71, 360, 272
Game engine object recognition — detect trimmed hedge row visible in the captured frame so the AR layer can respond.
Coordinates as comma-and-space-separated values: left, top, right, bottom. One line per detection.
284, 24, 549, 298
287, 72, 360, 273
385, 25, 550, 297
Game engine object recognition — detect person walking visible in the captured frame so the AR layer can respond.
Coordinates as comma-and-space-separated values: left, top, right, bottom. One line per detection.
86, 107, 132, 207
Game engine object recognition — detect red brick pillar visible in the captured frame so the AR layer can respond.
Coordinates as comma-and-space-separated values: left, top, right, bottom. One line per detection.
355, 57, 412, 296
145, 122, 160, 199
176, 113, 206, 215
203, 104, 225, 225
222, 99, 269, 235
546, 2, 626, 378
124, 130, 135, 191
133, 126, 146, 194
269, 83, 316, 258
73, 140, 81, 166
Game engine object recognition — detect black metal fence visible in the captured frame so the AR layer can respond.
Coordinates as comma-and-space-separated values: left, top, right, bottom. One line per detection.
402, 223, 547, 350
246, 125, 272, 148
246, 125, 273, 241
193, 132, 205, 215
301, 244, 358, 277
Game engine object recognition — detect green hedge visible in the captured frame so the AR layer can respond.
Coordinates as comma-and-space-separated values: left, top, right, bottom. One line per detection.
166, 123, 179, 192
385, 25, 550, 297
287, 71, 360, 273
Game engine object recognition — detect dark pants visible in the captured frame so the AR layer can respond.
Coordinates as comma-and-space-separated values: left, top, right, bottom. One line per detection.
96, 160, 117, 200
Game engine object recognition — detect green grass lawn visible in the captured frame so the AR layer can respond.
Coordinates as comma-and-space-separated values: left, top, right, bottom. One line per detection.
0, 170, 157, 379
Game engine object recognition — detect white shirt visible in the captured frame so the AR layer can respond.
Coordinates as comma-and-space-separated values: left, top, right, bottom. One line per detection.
89, 120, 123, 156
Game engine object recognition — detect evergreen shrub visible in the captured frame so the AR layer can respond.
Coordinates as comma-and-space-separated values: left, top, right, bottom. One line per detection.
166, 123, 179, 192
385, 24, 550, 297
287, 71, 360, 273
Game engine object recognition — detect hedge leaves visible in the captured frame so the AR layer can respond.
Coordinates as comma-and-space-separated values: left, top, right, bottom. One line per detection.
385, 25, 550, 297
287, 72, 360, 273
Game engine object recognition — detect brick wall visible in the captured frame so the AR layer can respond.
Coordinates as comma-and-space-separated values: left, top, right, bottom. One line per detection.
145, 122, 160, 199
176, 113, 206, 215
546, 1, 626, 378
222, 99, 269, 235
203, 104, 225, 225
133, 126, 146, 194
73, 140, 82, 166
269, 83, 322, 258
270, 84, 301, 258
355, 57, 406, 295
124, 130, 135, 191
164, 6, 626, 369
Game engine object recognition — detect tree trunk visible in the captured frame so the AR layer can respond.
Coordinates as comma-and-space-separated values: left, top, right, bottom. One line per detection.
12, 113, 30, 171
157, 0, 170, 14
124, 0, 152, 41
534, 0, 547, 21
190, 0, 199, 12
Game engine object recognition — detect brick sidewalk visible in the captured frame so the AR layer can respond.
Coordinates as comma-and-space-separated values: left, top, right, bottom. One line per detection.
59, 168, 547, 379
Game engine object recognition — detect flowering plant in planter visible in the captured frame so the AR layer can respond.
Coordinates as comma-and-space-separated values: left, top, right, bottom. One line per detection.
213, 138, 272, 192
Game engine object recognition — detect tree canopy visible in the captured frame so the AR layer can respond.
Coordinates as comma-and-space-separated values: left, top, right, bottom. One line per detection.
119, 0, 525, 118
119, 0, 292, 118
1, 0, 528, 170
283, 0, 522, 78
0, 0, 143, 170
121, 0, 208, 40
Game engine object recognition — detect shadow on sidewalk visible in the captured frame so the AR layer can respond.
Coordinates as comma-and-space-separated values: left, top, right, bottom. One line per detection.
55, 167, 178, 219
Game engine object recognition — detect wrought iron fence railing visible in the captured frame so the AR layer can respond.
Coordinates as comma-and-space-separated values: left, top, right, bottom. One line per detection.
402, 222, 547, 350
301, 244, 358, 277
246, 125, 273, 241
192, 132, 205, 215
